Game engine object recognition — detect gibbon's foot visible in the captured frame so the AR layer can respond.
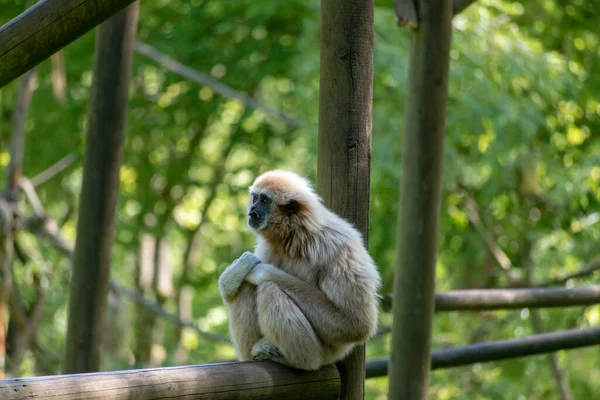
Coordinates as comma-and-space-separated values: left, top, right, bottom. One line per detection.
251, 338, 282, 361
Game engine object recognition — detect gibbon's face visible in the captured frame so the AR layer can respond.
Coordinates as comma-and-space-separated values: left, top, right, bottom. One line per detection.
248, 191, 273, 231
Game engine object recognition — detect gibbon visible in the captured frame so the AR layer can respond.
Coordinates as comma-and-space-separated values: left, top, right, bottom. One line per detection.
218, 170, 381, 371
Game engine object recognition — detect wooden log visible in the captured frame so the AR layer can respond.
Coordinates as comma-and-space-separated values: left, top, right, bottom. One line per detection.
435, 285, 600, 311
366, 325, 600, 379
63, 2, 139, 373
388, 0, 453, 398
0, 0, 138, 88
380, 285, 600, 312
318, 0, 374, 397
0, 361, 341, 400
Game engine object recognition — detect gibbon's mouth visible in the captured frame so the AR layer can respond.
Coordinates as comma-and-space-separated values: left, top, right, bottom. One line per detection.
248, 211, 265, 230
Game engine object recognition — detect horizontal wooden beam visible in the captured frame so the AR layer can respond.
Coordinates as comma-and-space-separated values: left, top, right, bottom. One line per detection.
0, 0, 137, 88
3, 327, 598, 392
380, 285, 600, 312
0, 361, 340, 399
366, 325, 600, 378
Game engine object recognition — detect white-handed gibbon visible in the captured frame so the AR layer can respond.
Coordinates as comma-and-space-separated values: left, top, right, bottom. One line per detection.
218, 170, 381, 371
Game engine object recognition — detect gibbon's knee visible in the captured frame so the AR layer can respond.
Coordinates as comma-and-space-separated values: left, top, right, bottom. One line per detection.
228, 282, 261, 361
256, 282, 323, 370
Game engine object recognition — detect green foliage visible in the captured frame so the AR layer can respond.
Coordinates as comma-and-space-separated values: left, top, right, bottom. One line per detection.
1, 0, 599, 398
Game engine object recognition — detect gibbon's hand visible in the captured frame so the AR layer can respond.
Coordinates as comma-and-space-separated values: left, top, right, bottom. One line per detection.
235, 252, 262, 270
219, 252, 262, 302
245, 262, 281, 286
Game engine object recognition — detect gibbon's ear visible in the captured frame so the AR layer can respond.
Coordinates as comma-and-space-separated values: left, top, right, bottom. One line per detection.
281, 199, 300, 216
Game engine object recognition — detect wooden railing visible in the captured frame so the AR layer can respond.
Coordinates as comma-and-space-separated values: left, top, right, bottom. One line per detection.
0, 361, 340, 400
2, 326, 599, 399
366, 326, 600, 378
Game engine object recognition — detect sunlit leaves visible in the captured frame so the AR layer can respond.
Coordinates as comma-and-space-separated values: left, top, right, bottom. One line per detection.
1, 0, 599, 396
120, 165, 138, 195
584, 305, 600, 325
0, 151, 9, 167
198, 87, 213, 101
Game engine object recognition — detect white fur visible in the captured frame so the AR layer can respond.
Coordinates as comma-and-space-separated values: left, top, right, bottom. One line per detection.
219, 170, 382, 370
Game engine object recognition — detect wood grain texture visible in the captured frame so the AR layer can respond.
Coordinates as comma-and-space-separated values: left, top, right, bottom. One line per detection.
0, 361, 341, 399
388, 0, 453, 398
317, 0, 374, 399
0, 0, 137, 88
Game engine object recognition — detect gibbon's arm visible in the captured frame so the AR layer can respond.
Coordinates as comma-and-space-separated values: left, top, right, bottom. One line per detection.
219, 252, 262, 303
246, 263, 373, 344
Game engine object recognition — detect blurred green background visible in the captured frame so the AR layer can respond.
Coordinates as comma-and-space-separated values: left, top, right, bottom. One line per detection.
1, 0, 599, 398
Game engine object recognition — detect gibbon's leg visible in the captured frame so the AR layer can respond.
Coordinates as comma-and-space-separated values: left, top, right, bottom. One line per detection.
254, 281, 323, 371
246, 263, 374, 344
219, 252, 262, 360
227, 282, 262, 361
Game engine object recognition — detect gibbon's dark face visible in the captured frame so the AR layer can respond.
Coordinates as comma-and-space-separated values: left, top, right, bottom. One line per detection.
248, 191, 272, 230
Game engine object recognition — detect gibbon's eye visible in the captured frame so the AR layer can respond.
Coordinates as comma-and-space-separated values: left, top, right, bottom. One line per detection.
260, 194, 271, 204
252, 194, 259, 203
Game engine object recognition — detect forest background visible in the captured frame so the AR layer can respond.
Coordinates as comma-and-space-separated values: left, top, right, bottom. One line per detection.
0, 0, 599, 398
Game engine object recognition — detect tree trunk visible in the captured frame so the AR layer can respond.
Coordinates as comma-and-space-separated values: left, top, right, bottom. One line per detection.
7, 276, 47, 376
0, 69, 37, 378
388, 1, 453, 399
317, 0, 374, 398
133, 232, 156, 367
63, 1, 139, 373
134, 236, 170, 368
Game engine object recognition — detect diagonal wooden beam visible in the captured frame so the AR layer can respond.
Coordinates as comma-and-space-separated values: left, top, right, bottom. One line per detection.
0, 0, 137, 88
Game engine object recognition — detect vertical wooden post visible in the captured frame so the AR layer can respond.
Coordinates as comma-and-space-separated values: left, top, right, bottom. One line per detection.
64, 1, 140, 373
318, 0, 374, 398
388, 0, 453, 399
